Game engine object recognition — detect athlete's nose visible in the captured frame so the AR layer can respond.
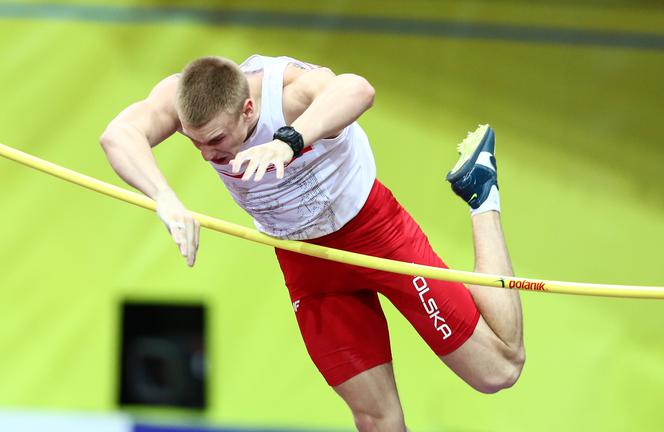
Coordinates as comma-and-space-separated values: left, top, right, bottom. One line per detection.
201, 148, 214, 161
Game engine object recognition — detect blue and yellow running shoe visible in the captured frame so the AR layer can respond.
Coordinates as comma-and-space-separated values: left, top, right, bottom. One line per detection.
446, 124, 498, 209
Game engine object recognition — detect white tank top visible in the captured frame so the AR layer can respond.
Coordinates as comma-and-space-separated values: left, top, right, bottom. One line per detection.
210, 54, 376, 240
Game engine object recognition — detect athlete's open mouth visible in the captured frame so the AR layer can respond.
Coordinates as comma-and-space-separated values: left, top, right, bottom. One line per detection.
211, 157, 230, 165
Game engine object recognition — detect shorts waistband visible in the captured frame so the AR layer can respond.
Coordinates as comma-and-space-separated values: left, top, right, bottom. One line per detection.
308, 179, 397, 246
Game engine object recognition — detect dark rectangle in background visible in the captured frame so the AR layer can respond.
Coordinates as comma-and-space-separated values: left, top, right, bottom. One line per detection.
119, 302, 207, 409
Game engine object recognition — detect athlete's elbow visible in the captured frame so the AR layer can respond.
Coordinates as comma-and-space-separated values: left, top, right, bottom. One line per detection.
99, 121, 130, 151
355, 75, 376, 109
99, 127, 116, 151
365, 84, 376, 109
342, 74, 375, 110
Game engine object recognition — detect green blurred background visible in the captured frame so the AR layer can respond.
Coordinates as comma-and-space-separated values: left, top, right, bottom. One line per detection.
0, 1, 663, 431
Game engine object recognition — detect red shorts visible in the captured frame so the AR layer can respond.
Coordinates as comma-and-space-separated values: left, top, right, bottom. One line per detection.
275, 180, 480, 387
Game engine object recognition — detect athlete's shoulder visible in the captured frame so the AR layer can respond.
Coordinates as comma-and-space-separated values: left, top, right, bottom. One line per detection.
283, 58, 332, 86
142, 74, 181, 124
148, 74, 180, 100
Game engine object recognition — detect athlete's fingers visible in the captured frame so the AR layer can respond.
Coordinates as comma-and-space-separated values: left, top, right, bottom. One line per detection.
193, 219, 200, 251
275, 161, 285, 179
171, 221, 187, 257
185, 217, 196, 267
253, 159, 272, 182
231, 154, 249, 173
154, 190, 196, 265
242, 157, 260, 181
172, 232, 185, 258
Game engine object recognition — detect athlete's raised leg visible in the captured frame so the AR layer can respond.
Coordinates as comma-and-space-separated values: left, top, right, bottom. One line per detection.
441, 125, 525, 393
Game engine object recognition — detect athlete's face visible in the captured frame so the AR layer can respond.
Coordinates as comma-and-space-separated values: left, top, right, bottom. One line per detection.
182, 99, 257, 165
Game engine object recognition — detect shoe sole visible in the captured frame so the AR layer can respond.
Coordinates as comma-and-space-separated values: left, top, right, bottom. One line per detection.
446, 125, 494, 183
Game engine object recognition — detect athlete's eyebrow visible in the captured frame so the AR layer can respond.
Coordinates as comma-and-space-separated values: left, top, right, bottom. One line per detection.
208, 133, 225, 143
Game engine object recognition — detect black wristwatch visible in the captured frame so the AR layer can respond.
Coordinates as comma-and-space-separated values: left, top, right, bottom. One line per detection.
273, 126, 304, 158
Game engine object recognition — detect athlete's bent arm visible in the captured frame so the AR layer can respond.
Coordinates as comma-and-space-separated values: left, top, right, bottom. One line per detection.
99, 75, 200, 267
288, 67, 375, 145
232, 66, 375, 181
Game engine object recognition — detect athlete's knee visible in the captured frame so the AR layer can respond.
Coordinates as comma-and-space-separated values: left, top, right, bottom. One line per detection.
474, 346, 525, 394
352, 410, 406, 432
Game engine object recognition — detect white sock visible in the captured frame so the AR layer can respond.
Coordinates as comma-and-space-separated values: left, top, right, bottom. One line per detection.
470, 151, 501, 216
471, 184, 501, 216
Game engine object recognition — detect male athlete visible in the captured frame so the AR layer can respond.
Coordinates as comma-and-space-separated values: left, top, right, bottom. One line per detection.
100, 54, 524, 431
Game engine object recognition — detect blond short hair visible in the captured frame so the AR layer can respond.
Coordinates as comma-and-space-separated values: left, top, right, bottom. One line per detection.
176, 56, 249, 127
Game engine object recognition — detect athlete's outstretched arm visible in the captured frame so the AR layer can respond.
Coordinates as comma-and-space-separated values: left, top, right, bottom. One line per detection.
99, 75, 200, 267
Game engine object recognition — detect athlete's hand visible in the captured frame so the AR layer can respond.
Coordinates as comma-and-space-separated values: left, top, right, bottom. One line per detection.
155, 189, 200, 267
230, 139, 294, 182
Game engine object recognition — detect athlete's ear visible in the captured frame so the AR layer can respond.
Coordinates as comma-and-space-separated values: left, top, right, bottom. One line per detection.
241, 98, 254, 119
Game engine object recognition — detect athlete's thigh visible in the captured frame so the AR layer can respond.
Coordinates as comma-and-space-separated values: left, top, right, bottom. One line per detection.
275, 247, 393, 386
370, 209, 481, 357
373, 211, 513, 390
293, 289, 393, 387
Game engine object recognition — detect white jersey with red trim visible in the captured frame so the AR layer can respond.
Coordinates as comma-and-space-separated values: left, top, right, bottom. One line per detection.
210, 54, 376, 240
